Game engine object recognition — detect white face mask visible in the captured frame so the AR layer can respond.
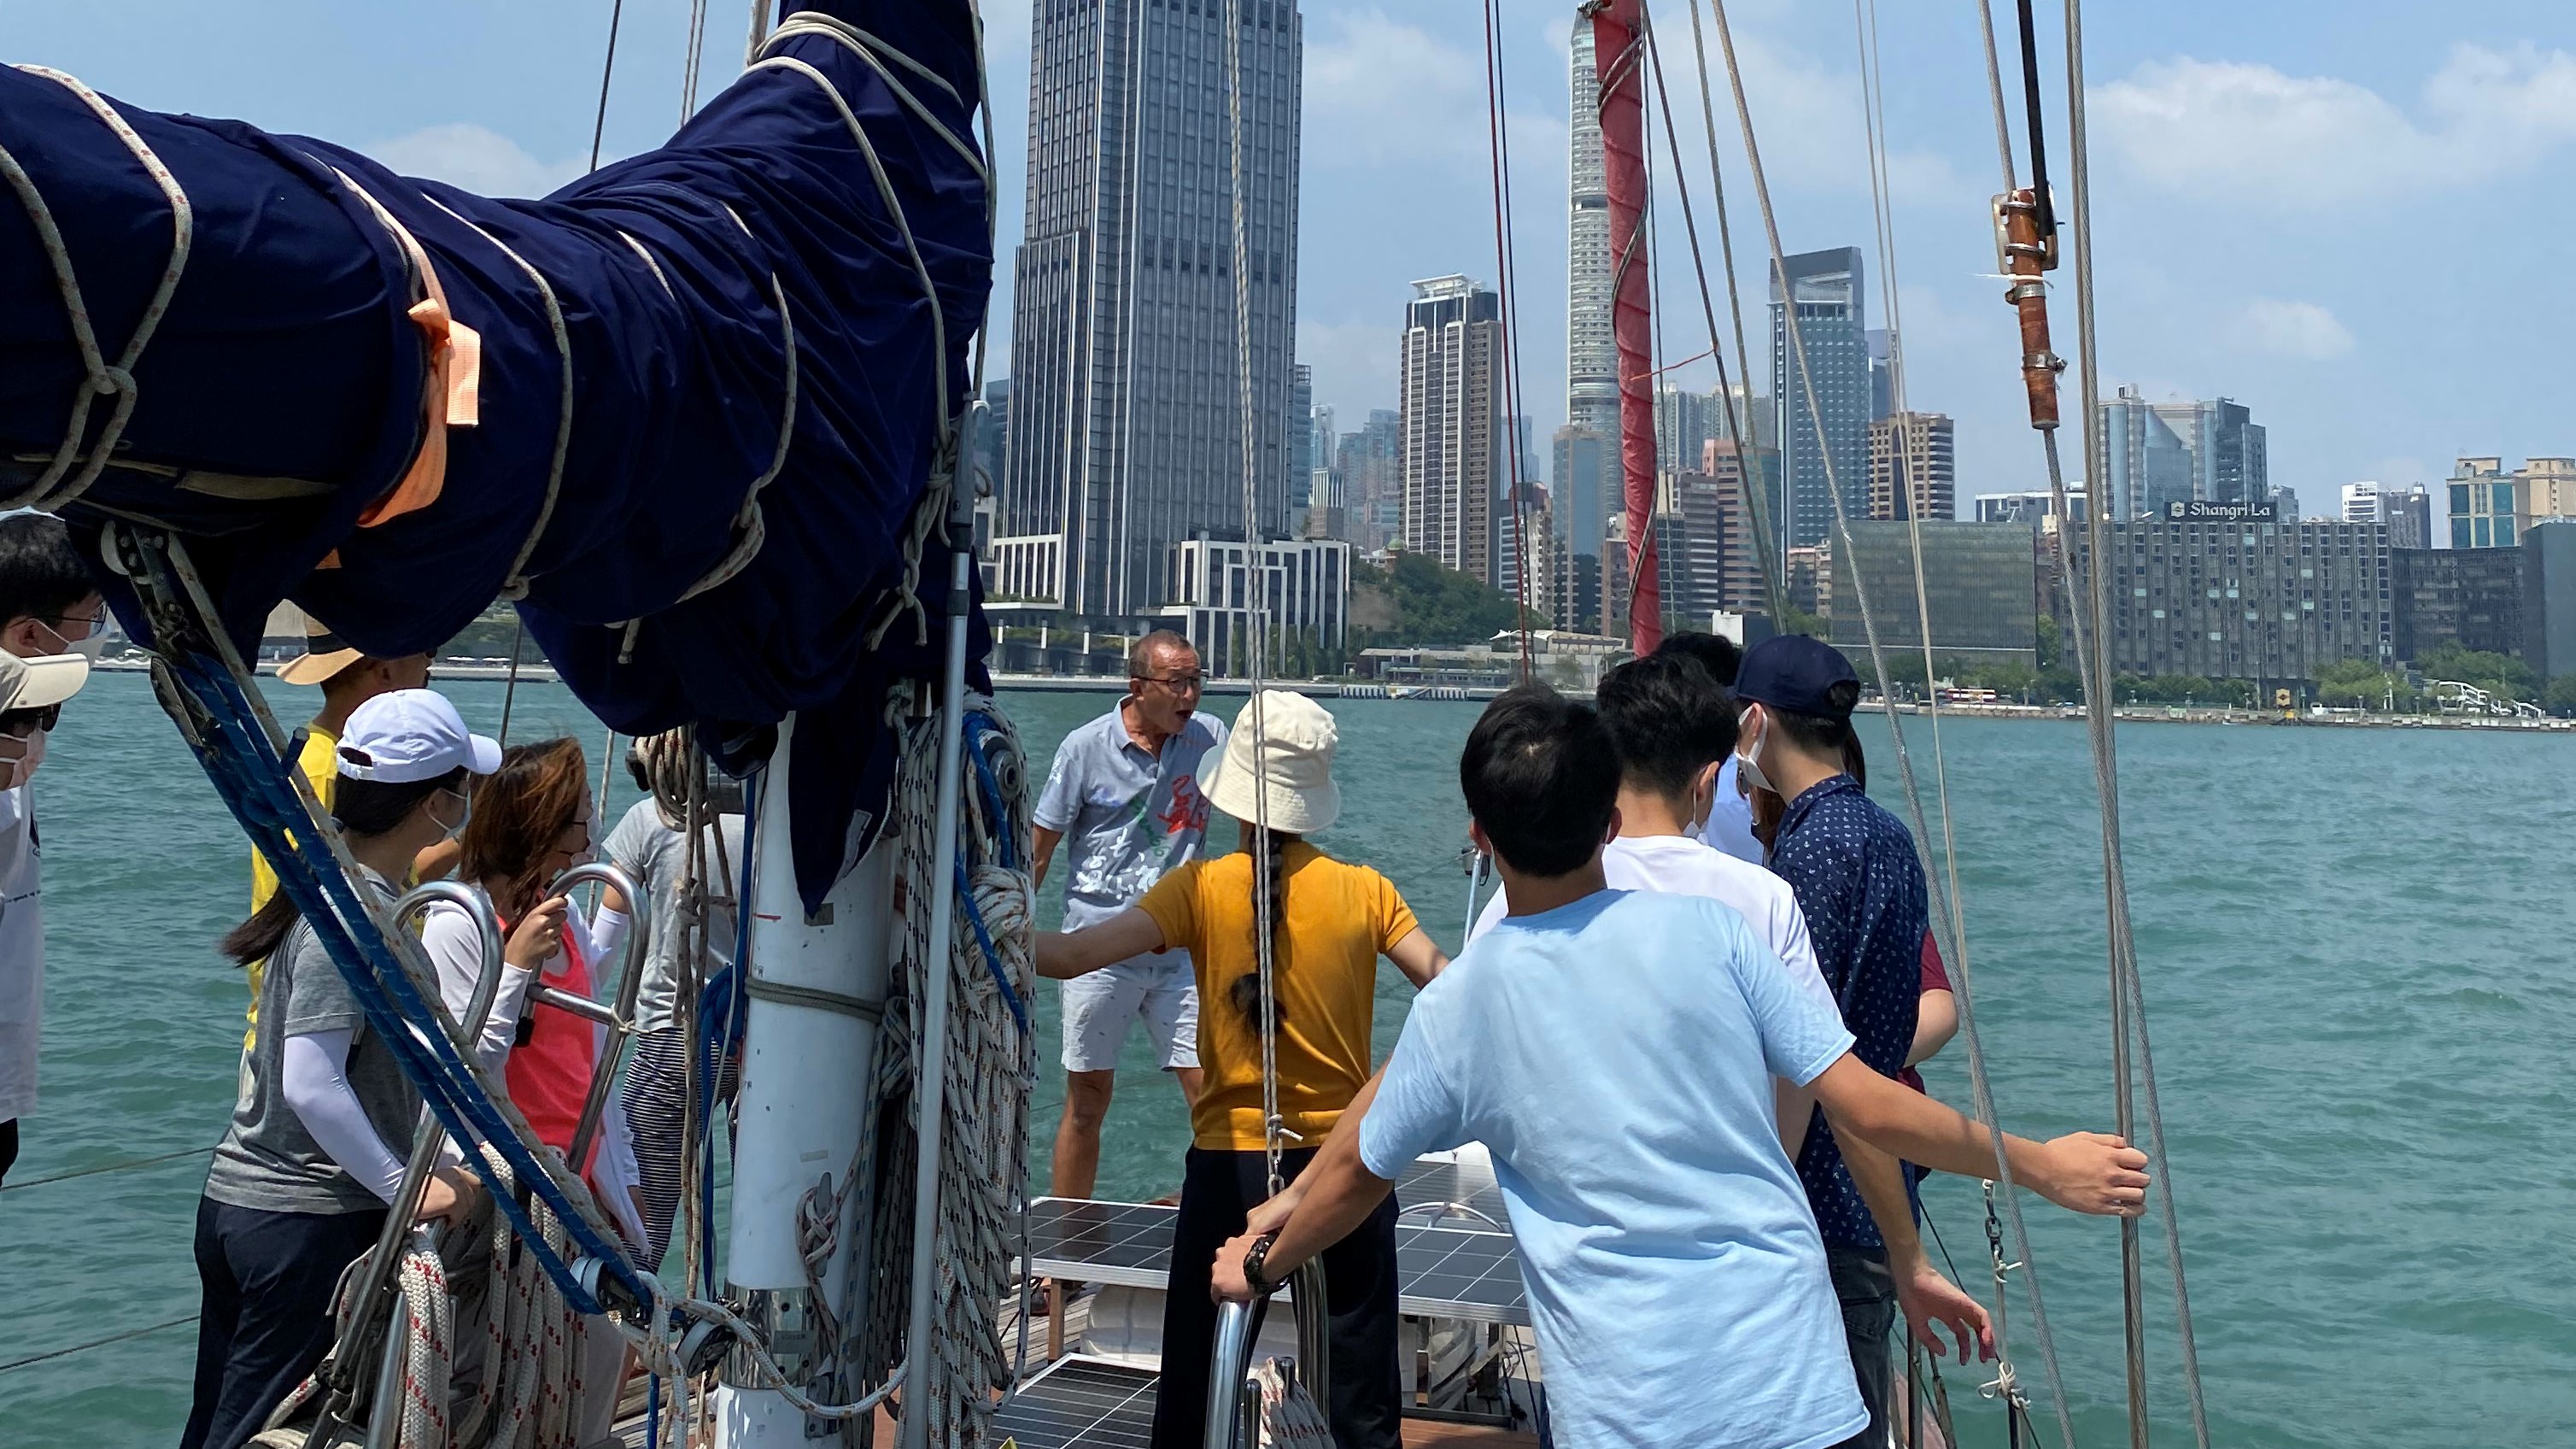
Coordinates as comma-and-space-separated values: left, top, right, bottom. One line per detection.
430, 788, 471, 842
1734, 707, 1774, 797
38, 615, 104, 661
0, 728, 46, 790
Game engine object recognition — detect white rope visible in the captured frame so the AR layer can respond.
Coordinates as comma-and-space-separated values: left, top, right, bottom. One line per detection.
0, 65, 195, 512
395, 1246, 455, 1449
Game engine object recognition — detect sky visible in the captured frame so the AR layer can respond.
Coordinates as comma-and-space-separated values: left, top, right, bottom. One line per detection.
11, 1, 2576, 519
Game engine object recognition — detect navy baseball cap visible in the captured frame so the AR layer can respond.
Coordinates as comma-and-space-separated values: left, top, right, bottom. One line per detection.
1730, 634, 1860, 717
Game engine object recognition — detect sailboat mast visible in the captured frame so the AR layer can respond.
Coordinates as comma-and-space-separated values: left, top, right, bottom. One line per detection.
1591, 0, 1660, 654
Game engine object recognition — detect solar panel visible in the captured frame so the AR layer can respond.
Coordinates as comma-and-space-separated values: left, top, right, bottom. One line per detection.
994, 1356, 1160, 1449
1024, 1195, 1530, 1326
1395, 1155, 1511, 1233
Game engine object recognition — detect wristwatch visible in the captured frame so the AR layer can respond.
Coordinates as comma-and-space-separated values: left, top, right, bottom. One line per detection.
1239, 1229, 1285, 1297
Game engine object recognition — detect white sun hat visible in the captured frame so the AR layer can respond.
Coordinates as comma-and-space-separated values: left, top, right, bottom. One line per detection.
1201, 689, 1340, 835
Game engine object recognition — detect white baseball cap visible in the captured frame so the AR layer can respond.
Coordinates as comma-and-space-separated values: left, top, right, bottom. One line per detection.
0, 651, 90, 713
337, 689, 501, 783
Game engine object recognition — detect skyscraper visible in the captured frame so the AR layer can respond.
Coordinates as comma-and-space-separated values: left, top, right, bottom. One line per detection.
2152, 396, 2267, 506
1770, 248, 1869, 549
1400, 276, 1504, 583
1337, 408, 1403, 552
1566, 21, 1617, 453
1865, 328, 1893, 423
2098, 385, 2193, 519
1866, 411, 1955, 521
1288, 361, 1314, 507
1554, 424, 1608, 557
1653, 384, 1715, 480
995, 0, 1303, 616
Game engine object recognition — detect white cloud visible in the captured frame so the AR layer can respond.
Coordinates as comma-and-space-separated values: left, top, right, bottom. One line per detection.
1717, 28, 1963, 204
2236, 297, 2356, 361
2093, 44, 2576, 207
1304, 10, 1493, 167
1299, 317, 1402, 421
369, 123, 584, 198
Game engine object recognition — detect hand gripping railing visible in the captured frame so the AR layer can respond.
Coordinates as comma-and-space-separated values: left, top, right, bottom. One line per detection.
1204, 1299, 1262, 1449
319, 879, 506, 1445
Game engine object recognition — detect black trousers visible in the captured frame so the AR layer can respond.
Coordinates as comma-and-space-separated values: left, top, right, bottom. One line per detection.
1828, 1246, 1897, 1449
1149, 1146, 1403, 1449
182, 1194, 389, 1449
0, 1116, 17, 1185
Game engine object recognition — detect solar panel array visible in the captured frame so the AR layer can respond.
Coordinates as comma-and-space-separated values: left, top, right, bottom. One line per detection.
1395, 1154, 1511, 1231
992, 1356, 1160, 1449
1023, 1194, 1529, 1326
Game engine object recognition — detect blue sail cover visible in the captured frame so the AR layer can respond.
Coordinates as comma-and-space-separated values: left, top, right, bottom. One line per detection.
0, 2, 992, 908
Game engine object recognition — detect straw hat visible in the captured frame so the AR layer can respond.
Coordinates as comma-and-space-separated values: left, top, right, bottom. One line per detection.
1201, 689, 1340, 835
272, 603, 363, 687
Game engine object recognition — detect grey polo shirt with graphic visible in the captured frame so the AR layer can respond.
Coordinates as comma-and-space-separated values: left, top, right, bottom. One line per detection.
1033, 701, 1227, 930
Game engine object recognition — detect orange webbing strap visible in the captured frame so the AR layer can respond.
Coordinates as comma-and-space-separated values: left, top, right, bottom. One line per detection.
333, 169, 483, 530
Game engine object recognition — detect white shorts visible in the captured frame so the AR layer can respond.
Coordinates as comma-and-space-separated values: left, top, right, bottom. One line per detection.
1059, 953, 1200, 1074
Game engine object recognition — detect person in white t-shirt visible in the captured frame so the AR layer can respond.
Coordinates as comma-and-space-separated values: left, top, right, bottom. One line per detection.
1469, 654, 1999, 1389
1208, 686, 2152, 1449
1655, 630, 1767, 865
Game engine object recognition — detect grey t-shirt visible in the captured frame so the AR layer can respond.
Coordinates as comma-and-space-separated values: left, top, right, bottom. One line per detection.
1033, 702, 1226, 930
601, 797, 746, 1034
205, 870, 420, 1215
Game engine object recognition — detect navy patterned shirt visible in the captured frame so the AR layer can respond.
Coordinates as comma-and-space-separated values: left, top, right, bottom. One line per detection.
1767, 773, 1927, 1250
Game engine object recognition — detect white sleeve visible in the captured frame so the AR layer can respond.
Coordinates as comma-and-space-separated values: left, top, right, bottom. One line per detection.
1766, 886, 1840, 1019
577, 904, 633, 982
421, 901, 530, 1074
282, 1027, 409, 1206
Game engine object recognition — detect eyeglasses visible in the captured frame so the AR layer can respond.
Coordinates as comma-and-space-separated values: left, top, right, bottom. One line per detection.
0, 704, 61, 737
42, 613, 103, 642
1136, 672, 1206, 695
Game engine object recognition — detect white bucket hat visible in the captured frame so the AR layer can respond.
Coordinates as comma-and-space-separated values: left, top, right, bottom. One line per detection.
1201, 689, 1340, 835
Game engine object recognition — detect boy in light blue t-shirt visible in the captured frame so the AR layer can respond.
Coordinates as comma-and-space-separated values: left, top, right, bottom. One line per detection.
1212, 685, 2151, 1449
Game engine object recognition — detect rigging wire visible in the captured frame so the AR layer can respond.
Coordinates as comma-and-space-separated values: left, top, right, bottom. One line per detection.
682, 0, 712, 123
0, 1141, 211, 1192
1696, 4, 2081, 1446
0, 1316, 196, 1375
588, 0, 629, 174
2055, 1, 2211, 1443
1671, 0, 1787, 620
1478, 0, 1536, 674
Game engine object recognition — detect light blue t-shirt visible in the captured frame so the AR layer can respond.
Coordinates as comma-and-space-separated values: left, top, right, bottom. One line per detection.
1359, 889, 1864, 1449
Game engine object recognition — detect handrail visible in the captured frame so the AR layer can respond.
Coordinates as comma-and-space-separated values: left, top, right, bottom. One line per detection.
545, 859, 650, 1174
1204, 1299, 1257, 1449
315, 879, 504, 1443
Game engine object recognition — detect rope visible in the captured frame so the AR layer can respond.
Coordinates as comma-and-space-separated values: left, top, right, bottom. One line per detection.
1477, 0, 1534, 675
1700, 4, 2084, 1443
395, 1244, 455, 1449
0, 65, 195, 513
1642, 5, 1784, 624
2057, 3, 2210, 1443
0, 1141, 210, 1192
0, 1315, 194, 1374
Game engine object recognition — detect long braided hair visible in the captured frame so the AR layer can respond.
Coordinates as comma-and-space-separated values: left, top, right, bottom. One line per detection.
1227, 827, 1298, 1039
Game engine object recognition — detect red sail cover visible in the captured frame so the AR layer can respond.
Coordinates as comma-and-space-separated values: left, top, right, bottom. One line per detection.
1593, 0, 1658, 653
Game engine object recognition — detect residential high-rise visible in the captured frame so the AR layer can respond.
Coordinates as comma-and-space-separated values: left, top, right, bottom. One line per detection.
1400, 276, 1503, 584
994, 0, 1303, 616
1303, 402, 1343, 540
1653, 384, 1717, 481
1707, 437, 1780, 613
1770, 248, 1869, 549
1566, 21, 1617, 446
1288, 362, 1314, 507
1654, 470, 1728, 627
2450, 456, 2576, 549
1337, 408, 1402, 551
1866, 411, 1955, 522
2342, 482, 2432, 549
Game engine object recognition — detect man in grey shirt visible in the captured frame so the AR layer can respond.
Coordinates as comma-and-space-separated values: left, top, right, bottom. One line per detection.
1033, 631, 1226, 1201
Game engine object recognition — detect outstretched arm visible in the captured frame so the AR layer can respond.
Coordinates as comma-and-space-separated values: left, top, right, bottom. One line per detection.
1033, 906, 1167, 980
1384, 928, 1448, 988
1809, 1053, 2148, 1215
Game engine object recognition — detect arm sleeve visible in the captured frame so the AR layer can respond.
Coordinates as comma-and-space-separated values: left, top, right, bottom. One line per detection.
1032, 744, 1083, 832
602, 801, 655, 877
282, 1027, 409, 1206
1357, 1006, 1468, 1179
419, 903, 529, 1073
1768, 829, 1863, 996
1131, 860, 1201, 956
1919, 930, 1950, 992
1724, 905, 1854, 1088
1374, 872, 1422, 955
574, 904, 632, 980
1768, 889, 1839, 1020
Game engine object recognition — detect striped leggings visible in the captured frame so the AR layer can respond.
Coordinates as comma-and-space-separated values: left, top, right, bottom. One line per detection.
618, 1026, 739, 1271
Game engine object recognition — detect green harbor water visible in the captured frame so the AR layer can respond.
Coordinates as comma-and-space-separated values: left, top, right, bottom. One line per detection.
5, 672, 2572, 1446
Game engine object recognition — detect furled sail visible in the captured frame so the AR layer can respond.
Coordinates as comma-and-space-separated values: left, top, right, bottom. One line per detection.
0, 0, 993, 906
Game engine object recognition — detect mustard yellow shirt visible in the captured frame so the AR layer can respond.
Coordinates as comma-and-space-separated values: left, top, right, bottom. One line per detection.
244, 723, 341, 1050
1135, 842, 1420, 1152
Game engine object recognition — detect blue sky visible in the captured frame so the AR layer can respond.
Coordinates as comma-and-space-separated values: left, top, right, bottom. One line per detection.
10, 1, 2576, 516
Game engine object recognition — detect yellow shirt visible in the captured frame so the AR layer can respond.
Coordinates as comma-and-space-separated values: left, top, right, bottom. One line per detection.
1136, 842, 1420, 1152
244, 723, 341, 1049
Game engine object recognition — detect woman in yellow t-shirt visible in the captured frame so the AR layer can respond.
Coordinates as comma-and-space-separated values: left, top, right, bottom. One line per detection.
1036, 689, 1445, 1449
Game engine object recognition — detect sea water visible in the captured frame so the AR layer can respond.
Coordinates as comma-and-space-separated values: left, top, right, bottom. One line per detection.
5, 674, 2571, 1447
